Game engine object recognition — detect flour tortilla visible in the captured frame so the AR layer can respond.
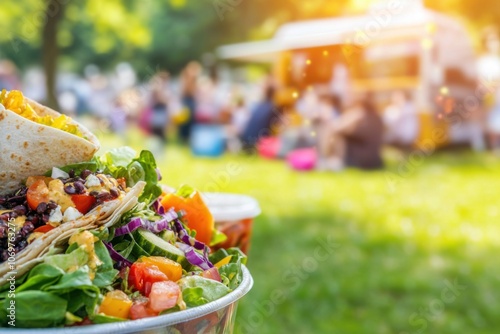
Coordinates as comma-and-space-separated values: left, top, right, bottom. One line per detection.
0, 181, 145, 285
0, 97, 100, 195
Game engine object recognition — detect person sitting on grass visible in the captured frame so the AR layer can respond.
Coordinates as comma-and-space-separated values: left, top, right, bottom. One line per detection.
320, 93, 384, 171
240, 85, 277, 150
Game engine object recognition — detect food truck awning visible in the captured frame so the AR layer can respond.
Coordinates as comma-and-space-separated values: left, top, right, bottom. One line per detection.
217, 5, 463, 62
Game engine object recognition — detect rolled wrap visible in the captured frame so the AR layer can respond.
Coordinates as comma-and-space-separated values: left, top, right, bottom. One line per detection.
0, 97, 99, 195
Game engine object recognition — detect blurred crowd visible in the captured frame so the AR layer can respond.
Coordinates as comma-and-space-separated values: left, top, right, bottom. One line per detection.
2, 27, 500, 172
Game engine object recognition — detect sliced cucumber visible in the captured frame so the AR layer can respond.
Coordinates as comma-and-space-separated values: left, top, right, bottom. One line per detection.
159, 230, 176, 243
134, 229, 188, 267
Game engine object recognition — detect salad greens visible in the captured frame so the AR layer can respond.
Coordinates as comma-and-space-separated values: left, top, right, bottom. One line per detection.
179, 277, 230, 308
0, 147, 248, 328
0, 235, 111, 327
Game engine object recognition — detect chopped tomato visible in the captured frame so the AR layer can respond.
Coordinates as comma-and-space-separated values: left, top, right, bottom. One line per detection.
160, 189, 214, 245
71, 195, 96, 214
128, 262, 170, 296
27, 179, 50, 210
148, 281, 180, 313
98, 290, 132, 319
138, 256, 182, 282
33, 224, 56, 233
129, 300, 157, 320
200, 267, 221, 282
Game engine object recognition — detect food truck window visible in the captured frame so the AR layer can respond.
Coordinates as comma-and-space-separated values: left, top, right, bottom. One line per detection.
359, 55, 420, 79
355, 41, 421, 79
288, 46, 344, 89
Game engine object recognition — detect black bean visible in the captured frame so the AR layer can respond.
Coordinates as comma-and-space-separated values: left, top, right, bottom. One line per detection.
42, 214, 49, 223
97, 192, 112, 200
110, 188, 120, 198
36, 202, 47, 214
14, 232, 23, 243
0, 226, 6, 239
74, 181, 85, 194
80, 169, 92, 179
64, 185, 76, 195
30, 215, 40, 226
21, 222, 34, 236
1, 250, 8, 262
47, 201, 58, 210
13, 205, 27, 216
90, 191, 99, 197
68, 170, 75, 178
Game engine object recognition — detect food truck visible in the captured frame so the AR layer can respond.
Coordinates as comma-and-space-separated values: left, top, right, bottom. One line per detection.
217, 1, 479, 146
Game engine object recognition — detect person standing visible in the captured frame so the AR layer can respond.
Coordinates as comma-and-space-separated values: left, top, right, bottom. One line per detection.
138, 72, 170, 144
478, 28, 500, 152
383, 91, 419, 149
179, 61, 201, 143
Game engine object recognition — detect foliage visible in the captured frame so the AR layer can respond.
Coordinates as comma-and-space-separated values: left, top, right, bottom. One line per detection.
2, 0, 498, 76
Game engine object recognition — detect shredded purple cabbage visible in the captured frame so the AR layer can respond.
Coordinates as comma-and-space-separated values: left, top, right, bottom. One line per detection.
103, 241, 133, 268
152, 198, 165, 215
114, 217, 144, 237
176, 242, 213, 270
115, 208, 178, 237
172, 219, 206, 252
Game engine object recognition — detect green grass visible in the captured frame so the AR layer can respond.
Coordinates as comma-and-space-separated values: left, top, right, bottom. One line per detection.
100, 130, 500, 334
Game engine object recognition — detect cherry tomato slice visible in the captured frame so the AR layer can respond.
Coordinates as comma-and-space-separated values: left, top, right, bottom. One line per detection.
34, 224, 55, 233
71, 195, 96, 214
27, 179, 50, 210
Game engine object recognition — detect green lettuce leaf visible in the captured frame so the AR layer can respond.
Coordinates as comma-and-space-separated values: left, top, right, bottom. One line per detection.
44, 247, 89, 273
182, 287, 209, 307
178, 276, 230, 305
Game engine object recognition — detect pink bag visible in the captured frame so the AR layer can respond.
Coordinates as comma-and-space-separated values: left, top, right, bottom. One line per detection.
287, 148, 317, 171
257, 137, 281, 159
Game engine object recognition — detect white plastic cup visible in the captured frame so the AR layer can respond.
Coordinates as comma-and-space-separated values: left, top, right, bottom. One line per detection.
202, 193, 261, 254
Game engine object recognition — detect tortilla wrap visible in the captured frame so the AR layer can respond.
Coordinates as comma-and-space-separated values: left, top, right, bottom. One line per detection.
0, 181, 145, 285
0, 98, 100, 195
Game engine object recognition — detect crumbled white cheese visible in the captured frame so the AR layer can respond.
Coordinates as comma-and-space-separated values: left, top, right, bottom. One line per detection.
85, 174, 101, 187
48, 205, 63, 223
63, 207, 83, 222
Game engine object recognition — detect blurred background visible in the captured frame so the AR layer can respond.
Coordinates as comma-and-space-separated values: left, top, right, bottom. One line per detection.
2, 0, 500, 332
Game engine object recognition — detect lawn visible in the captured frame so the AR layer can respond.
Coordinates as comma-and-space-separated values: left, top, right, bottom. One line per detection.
100, 130, 500, 334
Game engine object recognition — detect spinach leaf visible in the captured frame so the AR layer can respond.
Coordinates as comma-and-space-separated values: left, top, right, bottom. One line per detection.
93, 241, 119, 288
7, 291, 67, 328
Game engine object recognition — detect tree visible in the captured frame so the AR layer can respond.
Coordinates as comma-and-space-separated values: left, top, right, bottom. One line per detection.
42, 0, 65, 109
